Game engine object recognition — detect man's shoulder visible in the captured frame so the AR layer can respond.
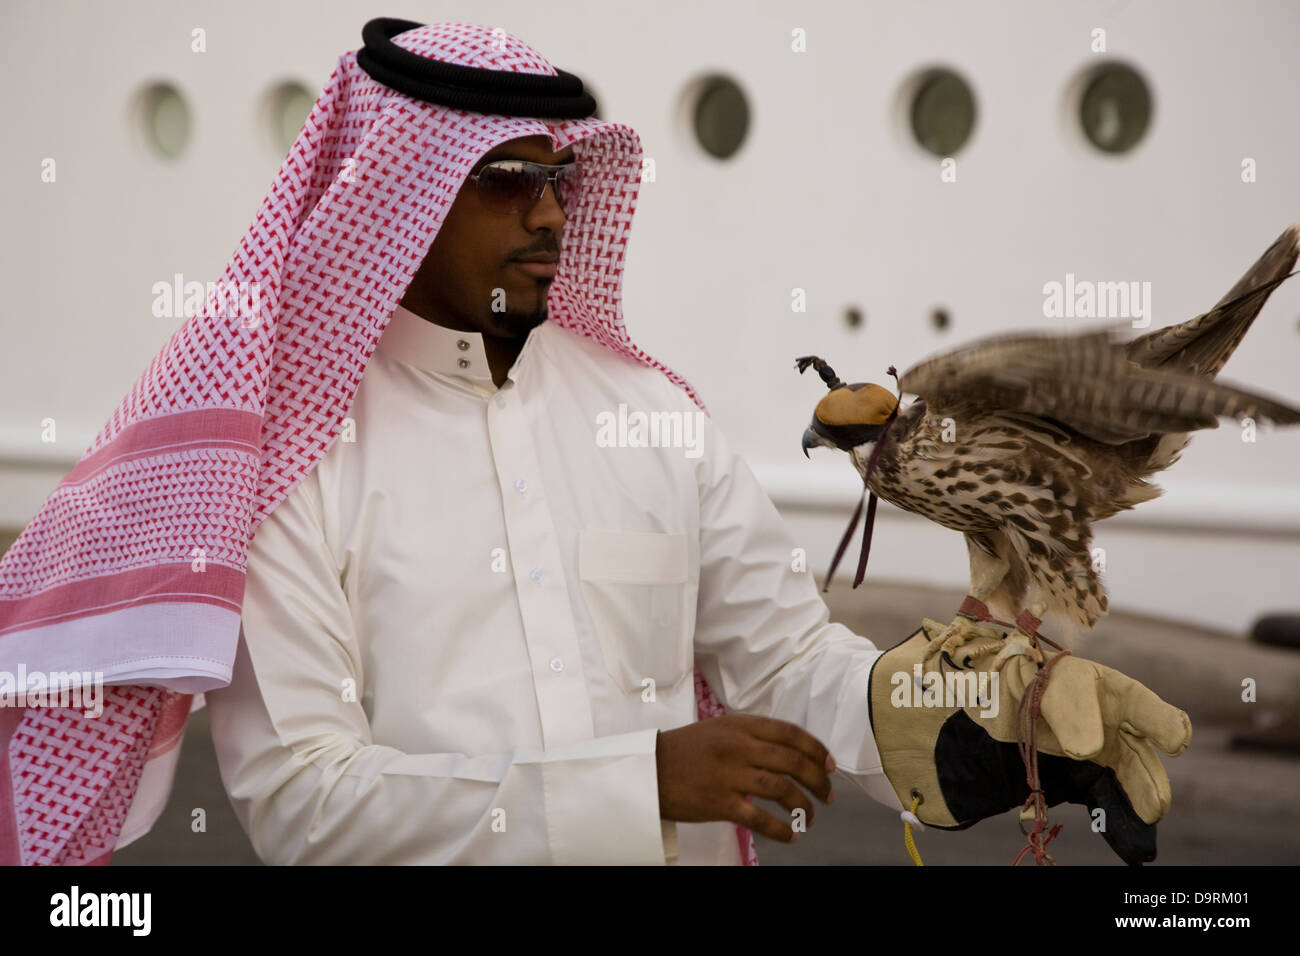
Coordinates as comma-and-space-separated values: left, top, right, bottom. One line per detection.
542, 322, 697, 407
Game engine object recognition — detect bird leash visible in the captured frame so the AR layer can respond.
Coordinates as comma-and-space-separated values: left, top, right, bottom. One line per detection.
819, 366, 902, 592
1013, 644, 1070, 866
950, 597, 1073, 866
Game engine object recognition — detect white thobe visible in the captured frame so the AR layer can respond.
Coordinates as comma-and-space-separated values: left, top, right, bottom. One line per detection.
204, 302, 902, 865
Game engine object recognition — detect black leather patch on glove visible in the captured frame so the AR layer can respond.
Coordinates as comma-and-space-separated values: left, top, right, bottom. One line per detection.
935, 710, 1157, 865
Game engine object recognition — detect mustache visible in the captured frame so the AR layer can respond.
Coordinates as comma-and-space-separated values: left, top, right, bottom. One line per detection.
510, 242, 561, 259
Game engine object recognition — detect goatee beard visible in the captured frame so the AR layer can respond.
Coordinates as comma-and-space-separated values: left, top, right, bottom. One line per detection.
492, 305, 548, 339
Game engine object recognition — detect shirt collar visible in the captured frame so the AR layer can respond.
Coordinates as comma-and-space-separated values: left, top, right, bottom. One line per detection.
376, 303, 498, 387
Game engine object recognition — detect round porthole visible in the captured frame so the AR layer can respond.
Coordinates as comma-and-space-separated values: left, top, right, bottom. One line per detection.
908, 69, 977, 157
688, 75, 750, 160
135, 82, 191, 159
1077, 61, 1152, 154
267, 81, 316, 154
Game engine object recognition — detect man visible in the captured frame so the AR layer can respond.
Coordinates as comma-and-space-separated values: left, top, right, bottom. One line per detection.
204, 119, 900, 863
0, 19, 1187, 866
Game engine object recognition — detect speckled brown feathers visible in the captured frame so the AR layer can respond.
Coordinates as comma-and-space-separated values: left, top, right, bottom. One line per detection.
811, 225, 1300, 634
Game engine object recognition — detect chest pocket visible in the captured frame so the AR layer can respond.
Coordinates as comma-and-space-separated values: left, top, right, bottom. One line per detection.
578, 530, 692, 696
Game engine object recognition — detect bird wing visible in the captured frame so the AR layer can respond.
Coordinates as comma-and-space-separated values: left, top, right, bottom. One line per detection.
899, 324, 1300, 445
1125, 224, 1299, 377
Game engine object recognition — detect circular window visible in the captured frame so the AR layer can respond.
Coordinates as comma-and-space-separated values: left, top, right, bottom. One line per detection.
689, 75, 750, 160
908, 69, 977, 157
136, 82, 190, 159
267, 81, 316, 154
1077, 62, 1152, 154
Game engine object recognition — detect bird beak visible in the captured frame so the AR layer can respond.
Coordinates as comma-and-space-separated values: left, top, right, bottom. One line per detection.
801, 426, 825, 459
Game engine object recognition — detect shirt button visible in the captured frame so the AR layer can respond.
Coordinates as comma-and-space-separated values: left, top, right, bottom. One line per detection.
515, 479, 527, 493
457, 339, 470, 351
458, 358, 470, 369
529, 567, 543, 584
495, 394, 506, 408
549, 657, 564, 673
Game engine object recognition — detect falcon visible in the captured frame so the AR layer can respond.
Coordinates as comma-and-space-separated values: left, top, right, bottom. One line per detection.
798, 225, 1300, 667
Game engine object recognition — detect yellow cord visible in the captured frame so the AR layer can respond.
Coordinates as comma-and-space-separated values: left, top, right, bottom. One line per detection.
903, 794, 924, 866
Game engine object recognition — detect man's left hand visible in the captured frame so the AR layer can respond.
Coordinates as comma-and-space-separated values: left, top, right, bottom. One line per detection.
866, 619, 1192, 864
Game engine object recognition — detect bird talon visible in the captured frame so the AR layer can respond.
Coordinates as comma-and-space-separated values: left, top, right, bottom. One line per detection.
989, 631, 1044, 670
924, 615, 992, 667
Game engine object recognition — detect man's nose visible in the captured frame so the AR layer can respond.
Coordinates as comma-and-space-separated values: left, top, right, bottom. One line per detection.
524, 181, 566, 229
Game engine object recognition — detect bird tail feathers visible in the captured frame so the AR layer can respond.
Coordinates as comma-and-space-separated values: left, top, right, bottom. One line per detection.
1126, 224, 1300, 378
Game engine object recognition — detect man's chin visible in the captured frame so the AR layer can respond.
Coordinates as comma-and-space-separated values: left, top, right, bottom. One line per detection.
489, 310, 547, 339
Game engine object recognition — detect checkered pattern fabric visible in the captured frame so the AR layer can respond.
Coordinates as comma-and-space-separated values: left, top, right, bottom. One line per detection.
0, 21, 757, 867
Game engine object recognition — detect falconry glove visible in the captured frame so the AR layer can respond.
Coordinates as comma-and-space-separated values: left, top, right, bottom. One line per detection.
867, 619, 1192, 864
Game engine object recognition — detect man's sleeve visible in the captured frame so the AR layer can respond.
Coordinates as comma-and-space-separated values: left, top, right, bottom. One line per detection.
204, 465, 672, 865
688, 411, 905, 811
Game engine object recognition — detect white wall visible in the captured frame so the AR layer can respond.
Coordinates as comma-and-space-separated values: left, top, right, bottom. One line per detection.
2, 0, 1297, 633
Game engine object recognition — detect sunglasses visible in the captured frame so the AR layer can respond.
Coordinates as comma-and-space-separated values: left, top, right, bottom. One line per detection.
467, 159, 584, 216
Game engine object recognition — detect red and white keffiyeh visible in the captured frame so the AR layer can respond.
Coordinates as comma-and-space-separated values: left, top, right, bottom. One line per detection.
0, 21, 758, 866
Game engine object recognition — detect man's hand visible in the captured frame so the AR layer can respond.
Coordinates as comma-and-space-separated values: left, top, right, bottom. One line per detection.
655, 715, 837, 843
